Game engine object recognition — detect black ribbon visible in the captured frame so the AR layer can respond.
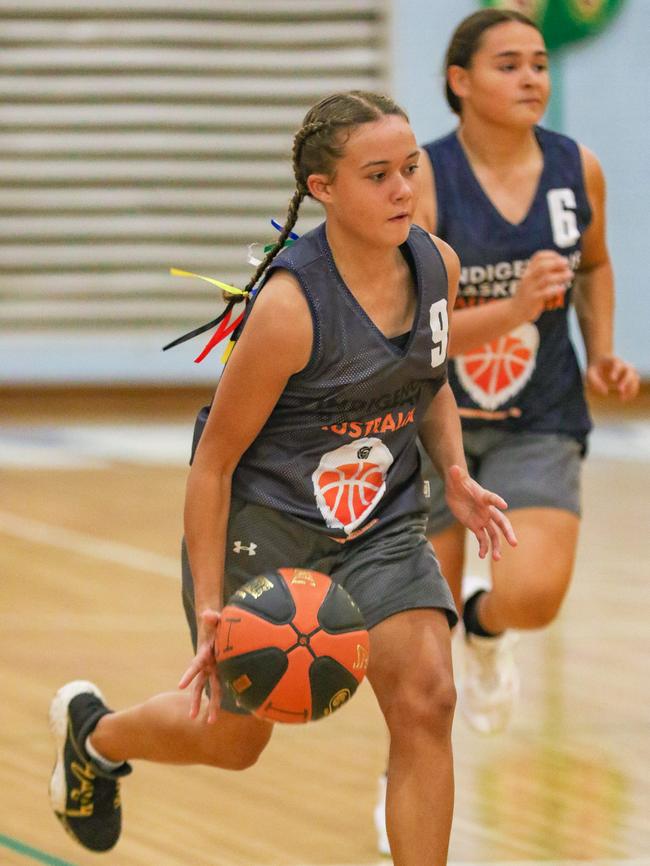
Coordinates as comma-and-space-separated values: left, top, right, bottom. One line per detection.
162, 298, 237, 352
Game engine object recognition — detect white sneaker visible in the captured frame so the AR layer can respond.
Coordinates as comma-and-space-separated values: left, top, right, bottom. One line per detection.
459, 574, 519, 734
373, 774, 390, 857
460, 631, 519, 734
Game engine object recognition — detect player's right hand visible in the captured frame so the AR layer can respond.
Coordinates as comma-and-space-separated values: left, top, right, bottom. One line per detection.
178, 608, 222, 723
511, 250, 574, 323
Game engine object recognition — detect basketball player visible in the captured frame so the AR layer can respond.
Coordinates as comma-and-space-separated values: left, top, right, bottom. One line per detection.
370, 9, 639, 856
48, 91, 516, 866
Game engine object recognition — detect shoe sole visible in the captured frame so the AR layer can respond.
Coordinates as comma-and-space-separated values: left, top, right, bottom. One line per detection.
49, 680, 104, 814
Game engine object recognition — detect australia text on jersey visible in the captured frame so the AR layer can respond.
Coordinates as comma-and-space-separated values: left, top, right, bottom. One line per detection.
321, 408, 416, 439
319, 382, 422, 438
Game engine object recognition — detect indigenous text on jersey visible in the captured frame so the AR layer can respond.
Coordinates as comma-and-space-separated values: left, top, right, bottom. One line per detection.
457, 250, 582, 308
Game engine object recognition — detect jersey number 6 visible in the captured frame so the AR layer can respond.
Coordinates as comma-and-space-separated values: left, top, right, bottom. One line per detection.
547, 188, 580, 249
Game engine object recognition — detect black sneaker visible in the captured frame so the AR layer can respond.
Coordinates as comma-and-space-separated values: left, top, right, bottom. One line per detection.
49, 680, 132, 851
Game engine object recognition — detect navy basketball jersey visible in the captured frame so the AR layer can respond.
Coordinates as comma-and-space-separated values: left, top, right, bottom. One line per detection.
225, 222, 450, 538
423, 127, 592, 443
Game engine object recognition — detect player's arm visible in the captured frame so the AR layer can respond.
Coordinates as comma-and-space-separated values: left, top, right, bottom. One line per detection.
418, 156, 573, 357
186, 269, 311, 615
420, 239, 516, 559
180, 269, 312, 717
574, 145, 639, 400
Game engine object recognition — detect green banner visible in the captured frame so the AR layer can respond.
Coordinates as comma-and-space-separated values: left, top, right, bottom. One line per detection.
480, 0, 626, 51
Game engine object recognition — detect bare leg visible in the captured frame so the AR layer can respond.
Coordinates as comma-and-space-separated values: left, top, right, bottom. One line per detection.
479, 508, 580, 633
91, 691, 273, 770
368, 609, 455, 866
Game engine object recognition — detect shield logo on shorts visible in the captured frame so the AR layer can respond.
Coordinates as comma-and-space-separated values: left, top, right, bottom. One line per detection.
312, 437, 394, 534
454, 322, 539, 411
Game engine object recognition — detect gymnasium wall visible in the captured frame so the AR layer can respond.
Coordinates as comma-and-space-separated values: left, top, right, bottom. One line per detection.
0, 1, 388, 385
390, 0, 650, 376
1, 0, 648, 383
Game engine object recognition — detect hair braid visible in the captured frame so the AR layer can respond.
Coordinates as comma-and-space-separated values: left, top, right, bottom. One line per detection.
242, 188, 304, 293
234, 91, 408, 298
240, 119, 329, 294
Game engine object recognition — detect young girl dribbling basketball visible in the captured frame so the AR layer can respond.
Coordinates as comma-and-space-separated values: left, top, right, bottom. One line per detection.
48, 90, 516, 866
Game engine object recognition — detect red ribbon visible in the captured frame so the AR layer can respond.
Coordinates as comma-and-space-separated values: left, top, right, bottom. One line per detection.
193, 307, 245, 363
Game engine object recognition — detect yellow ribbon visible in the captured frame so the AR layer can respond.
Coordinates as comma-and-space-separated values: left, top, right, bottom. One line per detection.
169, 268, 248, 297
221, 341, 236, 364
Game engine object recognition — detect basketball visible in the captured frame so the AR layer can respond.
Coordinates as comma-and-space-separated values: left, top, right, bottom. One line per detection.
216, 568, 369, 723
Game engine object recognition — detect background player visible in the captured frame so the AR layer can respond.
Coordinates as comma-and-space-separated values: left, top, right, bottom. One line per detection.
49, 90, 516, 866
372, 10, 639, 854
417, 3, 639, 730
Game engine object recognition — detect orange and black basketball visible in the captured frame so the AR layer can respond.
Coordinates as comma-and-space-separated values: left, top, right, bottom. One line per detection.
216, 568, 369, 723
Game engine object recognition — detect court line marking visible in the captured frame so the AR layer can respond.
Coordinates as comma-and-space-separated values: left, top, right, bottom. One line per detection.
0, 833, 80, 866
0, 510, 178, 580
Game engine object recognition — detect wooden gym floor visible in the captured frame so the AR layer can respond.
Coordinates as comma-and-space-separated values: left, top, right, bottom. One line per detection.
0, 387, 649, 866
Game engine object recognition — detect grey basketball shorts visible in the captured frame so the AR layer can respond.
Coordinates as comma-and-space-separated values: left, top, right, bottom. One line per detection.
181, 497, 458, 713
422, 429, 584, 537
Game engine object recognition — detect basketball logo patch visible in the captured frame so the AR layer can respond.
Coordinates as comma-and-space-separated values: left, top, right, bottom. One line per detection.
312, 437, 394, 534
454, 323, 539, 411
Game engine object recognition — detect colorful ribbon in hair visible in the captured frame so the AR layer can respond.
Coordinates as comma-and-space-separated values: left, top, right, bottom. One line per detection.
162, 269, 248, 364
270, 219, 300, 240
163, 220, 302, 364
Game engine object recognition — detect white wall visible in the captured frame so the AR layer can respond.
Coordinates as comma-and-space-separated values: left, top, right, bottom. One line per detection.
390, 0, 650, 375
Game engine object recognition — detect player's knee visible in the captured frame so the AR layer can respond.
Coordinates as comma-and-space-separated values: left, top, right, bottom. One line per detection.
385, 669, 456, 740
206, 741, 265, 770
202, 723, 271, 770
223, 743, 265, 771
524, 583, 567, 627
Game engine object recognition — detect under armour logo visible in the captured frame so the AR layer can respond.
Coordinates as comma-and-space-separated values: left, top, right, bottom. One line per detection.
233, 540, 257, 556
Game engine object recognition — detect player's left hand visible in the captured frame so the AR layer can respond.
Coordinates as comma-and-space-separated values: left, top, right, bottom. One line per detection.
444, 464, 517, 560
586, 355, 640, 401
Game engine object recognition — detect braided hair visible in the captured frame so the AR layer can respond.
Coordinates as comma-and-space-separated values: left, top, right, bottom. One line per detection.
165, 92, 410, 358
241, 90, 409, 294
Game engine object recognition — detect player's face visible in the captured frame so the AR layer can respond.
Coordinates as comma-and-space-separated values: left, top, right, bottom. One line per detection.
309, 115, 420, 247
459, 22, 550, 127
